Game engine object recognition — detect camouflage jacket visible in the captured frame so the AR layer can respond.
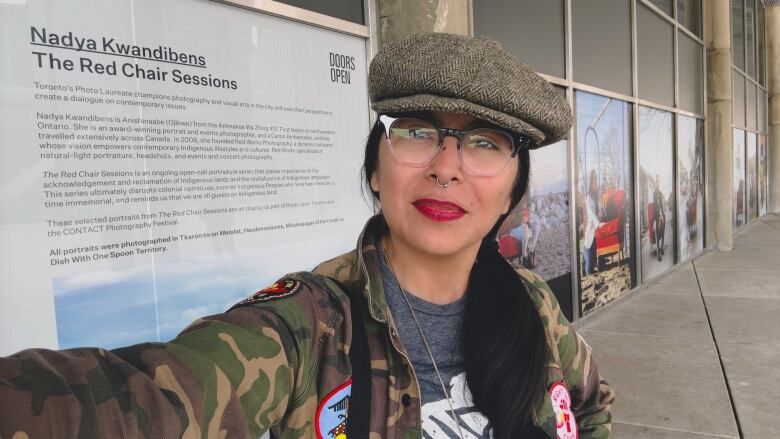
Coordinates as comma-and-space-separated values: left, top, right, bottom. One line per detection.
0, 215, 614, 438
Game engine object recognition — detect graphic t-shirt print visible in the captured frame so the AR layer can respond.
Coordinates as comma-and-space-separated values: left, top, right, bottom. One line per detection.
420, 372, 493, 438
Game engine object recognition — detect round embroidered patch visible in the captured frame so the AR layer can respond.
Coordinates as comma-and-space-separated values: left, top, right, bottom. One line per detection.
315, 379, 352, 439
232, 279, 301, 308
550, 382, 578, 439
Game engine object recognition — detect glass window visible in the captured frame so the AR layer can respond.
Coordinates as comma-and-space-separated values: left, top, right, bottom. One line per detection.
733, 70, 745, 127
638, 106, 675, 280
637, 4, 675, 107
678, 31, 704, 114
759, 89, 767, 133
733, 129, 746, 228
758, 2, 766, 86
474, 0, 566, 78
732, 0, 744, 70
648, 0, 673, 16
747, 133, 758, 222
745, 0, 755, 78
677, 0, 702, 37
759, 135, 768, 216
677, 116, 704, 261
275, 0, 364, 24
572, 0, 632, 96
575, 91, 635, 315
746, 81, 757, 130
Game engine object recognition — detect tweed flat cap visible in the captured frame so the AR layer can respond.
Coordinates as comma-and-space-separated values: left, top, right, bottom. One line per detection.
369, 33, 571, 148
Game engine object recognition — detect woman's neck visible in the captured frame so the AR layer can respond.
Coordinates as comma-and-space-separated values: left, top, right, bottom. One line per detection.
380, 234, 478, 305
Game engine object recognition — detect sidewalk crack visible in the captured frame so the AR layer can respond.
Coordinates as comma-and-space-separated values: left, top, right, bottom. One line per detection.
692, 261, 744, 439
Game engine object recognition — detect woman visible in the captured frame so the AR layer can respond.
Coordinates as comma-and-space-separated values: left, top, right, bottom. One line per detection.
584, 169, 602, 275
0, 33, 613, 438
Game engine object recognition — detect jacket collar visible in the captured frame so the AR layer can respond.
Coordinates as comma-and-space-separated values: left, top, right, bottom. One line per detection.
353, 214, 391, 323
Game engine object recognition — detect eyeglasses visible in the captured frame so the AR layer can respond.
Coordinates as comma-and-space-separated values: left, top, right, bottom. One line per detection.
378, 114, 528, 177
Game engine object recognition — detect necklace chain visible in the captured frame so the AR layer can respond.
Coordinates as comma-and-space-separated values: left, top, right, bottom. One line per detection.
379, 243, 467, 439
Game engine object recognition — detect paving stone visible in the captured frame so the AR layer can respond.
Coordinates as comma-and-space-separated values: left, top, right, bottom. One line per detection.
612, 422, 738, 439
705, 296, 780, 345
578, 331, 738, 437
577, 292, 711, 341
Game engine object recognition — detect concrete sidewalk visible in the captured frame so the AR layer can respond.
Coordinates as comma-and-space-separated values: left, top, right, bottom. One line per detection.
577, 213, 780, 438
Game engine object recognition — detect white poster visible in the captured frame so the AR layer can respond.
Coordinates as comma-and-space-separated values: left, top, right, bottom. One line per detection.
0, 0, 371, 354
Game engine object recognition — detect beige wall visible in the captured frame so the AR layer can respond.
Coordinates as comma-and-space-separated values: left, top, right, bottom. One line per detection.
377, 0, 472, 45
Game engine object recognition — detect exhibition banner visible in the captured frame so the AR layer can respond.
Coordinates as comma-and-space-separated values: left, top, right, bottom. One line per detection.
733, 130, 746, 229
747, 133, 758, 222
638, 106, 675, 280
677, 116, 704, 261
759, 135, 768, 217
0, 0, 371, 354
575, 91, 635, 315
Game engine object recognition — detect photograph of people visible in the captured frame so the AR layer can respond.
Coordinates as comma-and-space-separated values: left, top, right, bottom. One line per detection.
747, 134, 758, 222
497, 138, 572, 282
576, 91, 634, 315
638, 106, 675, 279
733, 130, 746, 228
0, 34, 614, 439
759, 135, 768, 216
677, 116, 704, 261
584, 169, 602, 275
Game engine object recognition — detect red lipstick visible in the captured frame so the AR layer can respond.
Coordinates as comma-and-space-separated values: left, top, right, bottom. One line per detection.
412, 198, 466, 222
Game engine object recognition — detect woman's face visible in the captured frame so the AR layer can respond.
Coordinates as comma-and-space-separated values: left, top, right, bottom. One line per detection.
370, 111, 519, 259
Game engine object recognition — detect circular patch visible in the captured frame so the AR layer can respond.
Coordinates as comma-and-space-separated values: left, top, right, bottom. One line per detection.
315, 379, 352, 439
231, 279, 301, 309
550, 382, 578, 439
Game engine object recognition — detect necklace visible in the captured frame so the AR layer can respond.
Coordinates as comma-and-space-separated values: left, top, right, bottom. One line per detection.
379, 243, 467, 439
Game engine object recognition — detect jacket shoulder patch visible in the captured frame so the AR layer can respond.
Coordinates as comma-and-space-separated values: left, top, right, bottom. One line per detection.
315, 379, 352, 439
231, 279, 301, 309
550, 381, 578, 439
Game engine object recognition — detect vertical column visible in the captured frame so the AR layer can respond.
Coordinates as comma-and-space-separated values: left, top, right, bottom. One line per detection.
377, 0, 472, 45
767, 6, 780, 213
704, 0, 734, 250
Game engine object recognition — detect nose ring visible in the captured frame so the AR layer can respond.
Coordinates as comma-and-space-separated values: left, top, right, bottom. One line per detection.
436, 177, 451, 188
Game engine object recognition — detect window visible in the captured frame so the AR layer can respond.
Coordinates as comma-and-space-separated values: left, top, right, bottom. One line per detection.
473, 0, 566, 78
638, 106, 675, 279
732, 0, 745, 70
637, 4, 675, 107
678, 31, 704, 114
677, 116, 704, 260
572, 0, 632, 95
648, 0, 673, 16
575, 91, 635, 315
677, 0, 702, 37
274, 0, 364, 24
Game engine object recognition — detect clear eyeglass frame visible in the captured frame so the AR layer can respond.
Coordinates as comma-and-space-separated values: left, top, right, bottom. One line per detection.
378, 114, 528, 177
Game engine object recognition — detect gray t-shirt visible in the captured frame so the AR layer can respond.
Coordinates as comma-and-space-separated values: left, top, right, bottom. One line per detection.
378, 248, 493, 438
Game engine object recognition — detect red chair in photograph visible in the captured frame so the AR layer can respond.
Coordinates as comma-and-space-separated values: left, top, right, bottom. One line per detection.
498, 234, 521, 260
594, 189, 626, 269
646, 202, 656, 246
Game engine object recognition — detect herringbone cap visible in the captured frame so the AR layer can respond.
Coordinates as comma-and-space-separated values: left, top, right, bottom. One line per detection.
369, 33, 572, 148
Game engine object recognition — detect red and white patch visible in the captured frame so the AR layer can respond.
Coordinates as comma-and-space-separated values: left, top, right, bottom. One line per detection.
550, 382, 578, 439
231, 279, 301, 309
315, 379, 352, 439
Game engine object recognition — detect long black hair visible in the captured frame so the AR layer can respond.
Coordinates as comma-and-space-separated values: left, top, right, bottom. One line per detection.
361, 120, 549, 437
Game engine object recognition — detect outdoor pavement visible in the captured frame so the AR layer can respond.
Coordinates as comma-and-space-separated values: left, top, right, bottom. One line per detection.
576, 213, 780, 439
